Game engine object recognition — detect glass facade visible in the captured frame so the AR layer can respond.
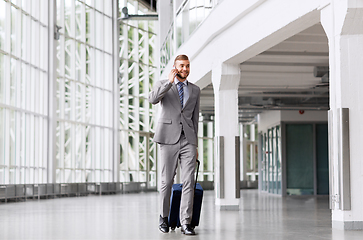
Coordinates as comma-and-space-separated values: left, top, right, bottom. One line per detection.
160, 0, 215, 73
119, 0, 157, 188
0, 0, 48, 184
0, 0, 158, 187
260, 125, 281, 194
0, 0, 212, 188
244, 124, 259, 181
260, 123, 329, 196
285, 124, 314, 195
285, 123, 329, 195
56, 0, 114, 183
198, 120, 214, 181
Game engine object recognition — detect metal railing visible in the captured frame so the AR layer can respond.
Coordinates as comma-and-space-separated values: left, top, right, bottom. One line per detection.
0, 182, 153, 203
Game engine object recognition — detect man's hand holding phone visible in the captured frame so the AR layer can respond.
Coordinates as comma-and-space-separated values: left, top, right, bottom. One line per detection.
169, 68, 178, 83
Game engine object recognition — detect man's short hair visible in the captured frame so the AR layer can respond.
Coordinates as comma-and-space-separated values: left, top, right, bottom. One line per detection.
174, 54, 189, 65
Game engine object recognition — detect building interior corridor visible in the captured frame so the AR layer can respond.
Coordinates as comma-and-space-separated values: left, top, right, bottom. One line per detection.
2, 0, 363, 237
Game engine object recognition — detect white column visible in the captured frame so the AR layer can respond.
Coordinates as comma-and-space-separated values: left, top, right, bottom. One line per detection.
321, 1, 363, 230
240, 123, 247, 186
207, 121, 214, 181
47, 0, 57, 183
112, 0, 120, 182
212, 61, 240, 209
250, 124, 256, 181
198, 120, 204, 181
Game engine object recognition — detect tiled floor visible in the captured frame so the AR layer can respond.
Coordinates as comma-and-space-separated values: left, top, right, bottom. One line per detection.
1, 190, 363, 239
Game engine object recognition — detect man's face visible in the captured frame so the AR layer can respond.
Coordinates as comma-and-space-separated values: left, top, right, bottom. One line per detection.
174, 60, 190, 81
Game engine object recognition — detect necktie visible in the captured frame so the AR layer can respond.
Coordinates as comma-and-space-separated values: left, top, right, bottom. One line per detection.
177, 82, 184, 108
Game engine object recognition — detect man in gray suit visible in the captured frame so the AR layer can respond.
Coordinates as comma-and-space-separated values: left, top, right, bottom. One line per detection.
149, 54, 200, 235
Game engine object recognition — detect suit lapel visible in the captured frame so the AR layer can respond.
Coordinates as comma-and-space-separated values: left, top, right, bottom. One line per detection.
182, 83, 193, 110
171, 83, 182, 110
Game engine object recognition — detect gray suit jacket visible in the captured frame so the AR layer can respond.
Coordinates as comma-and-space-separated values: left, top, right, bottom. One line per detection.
148, 79, 200, 146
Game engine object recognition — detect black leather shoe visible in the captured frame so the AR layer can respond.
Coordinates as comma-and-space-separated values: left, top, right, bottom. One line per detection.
159, 215, 169, 233
181, 224, 196, 235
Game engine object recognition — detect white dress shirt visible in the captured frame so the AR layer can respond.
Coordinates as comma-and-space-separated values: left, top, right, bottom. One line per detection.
174, 77, 189, 106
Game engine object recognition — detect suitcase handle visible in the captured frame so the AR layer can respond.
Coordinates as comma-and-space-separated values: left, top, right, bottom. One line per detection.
195, 159, 200, 190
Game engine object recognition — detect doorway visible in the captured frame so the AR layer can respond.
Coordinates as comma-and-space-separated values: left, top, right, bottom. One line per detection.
284, 123, 329, 195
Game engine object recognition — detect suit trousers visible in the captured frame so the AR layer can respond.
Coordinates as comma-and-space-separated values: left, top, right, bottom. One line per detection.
159, 132, 197, 225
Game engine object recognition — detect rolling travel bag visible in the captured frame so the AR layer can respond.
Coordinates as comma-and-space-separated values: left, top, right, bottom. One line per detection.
168, 160, 203, 230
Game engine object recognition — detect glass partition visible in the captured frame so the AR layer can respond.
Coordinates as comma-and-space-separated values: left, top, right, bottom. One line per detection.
0, 0, 159, 187
119, 0, 157, 189
198, 119, 214, 181
56, 0, 113, 183
261, 125, 281, 194
245, 124, 259, 181
286, 124, 314, 195
0, 0, 48, 184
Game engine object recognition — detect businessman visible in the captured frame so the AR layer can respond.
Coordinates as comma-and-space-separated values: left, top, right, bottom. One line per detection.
148, 54, 200, 235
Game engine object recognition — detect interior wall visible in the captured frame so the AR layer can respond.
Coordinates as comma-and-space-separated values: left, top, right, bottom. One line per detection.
258, 110, 328, 133
258, 111, 281, 133
281, 110, 328, 122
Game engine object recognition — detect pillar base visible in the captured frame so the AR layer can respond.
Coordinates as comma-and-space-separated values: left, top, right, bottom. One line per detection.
215, 198, 240, 210
332, 221, 363, 230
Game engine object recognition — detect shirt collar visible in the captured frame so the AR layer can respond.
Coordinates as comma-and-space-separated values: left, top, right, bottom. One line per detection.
174, 77, 188, 86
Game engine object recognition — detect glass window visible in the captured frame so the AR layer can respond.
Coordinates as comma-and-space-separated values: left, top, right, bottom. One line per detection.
286, 124, 314, 195
104, 16, 112, 53
104, 54, 112, 91
10, 6, 18, 57
85, 45, 93, 84
0, 0, 160, 186
0, 0, 5, 51
22, 0, 31, 14
160, 0, 217, 73
95, 49, 103, 88
0, 108, 3, 167
31, 19, 40, 66
95, 11, 103, 49
31, 0, 40, 20
40, 26, 48, 71
260, 125, 280, 194
65, 37, 74, 79
85, 125, 92, 169
75, 42, 83, 82
85, 5, 93, 44
118, 0, 157, 187
104, 0, 112, 17
40, 0, 49, 25
95, 0, 103, 12
64, 0, 73, 37
55, 0, 114, 183
75, 0, 83, 40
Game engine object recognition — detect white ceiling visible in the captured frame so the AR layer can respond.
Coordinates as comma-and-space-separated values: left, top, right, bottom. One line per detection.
200, 23, 329, 123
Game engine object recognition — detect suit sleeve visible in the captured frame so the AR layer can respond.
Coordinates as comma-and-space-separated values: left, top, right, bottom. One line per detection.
192, 87, 201, 146
148, 80, 172, 104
